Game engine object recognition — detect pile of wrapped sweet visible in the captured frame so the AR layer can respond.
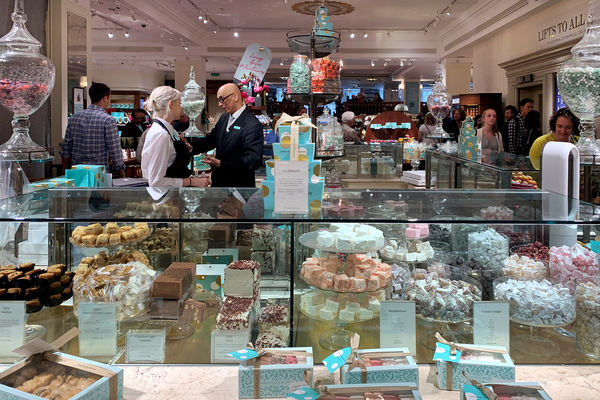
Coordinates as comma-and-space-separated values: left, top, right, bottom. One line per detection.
406, 272, 482, 321
576, 280, 600, 357
379, 239, 434, 263
0, 78, 50, 115
255, 304, 290, 348
502, 254, 547, 280
468, 228, 508, 269
389, 264, 411, 300
71, 222, 150, 247
549, 243, 599, 285
494, 279, 575, 326
321, 201, 365, 217
301, 253, 392, 292
314, 223, 384, 252
300, 290, 383, 322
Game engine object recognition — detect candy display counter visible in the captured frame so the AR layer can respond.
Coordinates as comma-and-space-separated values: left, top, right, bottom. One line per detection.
0, 187, 598, 366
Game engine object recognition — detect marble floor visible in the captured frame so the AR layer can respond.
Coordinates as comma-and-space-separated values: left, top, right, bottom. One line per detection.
121, 364, 600, 399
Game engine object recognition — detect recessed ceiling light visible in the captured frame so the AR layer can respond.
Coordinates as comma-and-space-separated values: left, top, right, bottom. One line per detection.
363, 33, 368, 38
280, 61, 284, 66
213, 29, 217, 34
198, 15, 203, 20
203, 18, 208, 24
124, 31, 130, 38
183, 45, 189, 50
234, 31, 239, 38
350, 33, 355, 39
107, 32, 114, 39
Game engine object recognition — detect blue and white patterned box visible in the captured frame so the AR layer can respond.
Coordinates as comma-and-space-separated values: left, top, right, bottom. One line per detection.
460, 382, 551, 400
435, 344, 515, 391
0, 352, 123, 400
322, 383, 422, 399
201, 248, 238, 265
238, 347, 313, 398
341, 348, 418, 385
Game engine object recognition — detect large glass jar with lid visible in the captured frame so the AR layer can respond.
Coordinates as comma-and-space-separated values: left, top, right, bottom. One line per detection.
557, 0, 600, 165
180, 65, 206, 137
0, 0, 55, 161
426, 66, 451, 139
316, 107, 343, 157
289, 55, 310, 94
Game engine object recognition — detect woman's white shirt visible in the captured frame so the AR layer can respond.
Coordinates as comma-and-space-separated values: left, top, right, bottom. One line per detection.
141, 118, 184, 187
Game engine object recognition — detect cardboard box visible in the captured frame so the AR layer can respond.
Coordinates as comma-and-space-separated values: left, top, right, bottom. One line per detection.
238, 347, 313, 398
201, 248, 238, 265
460, 382, 551, 400
321, 383, 422, 400
273, 143, 315, 161
72, 164, 106, 187
341, 348, 418, 385
266, 159, 321, 181
195, 264, 226, 301
0, 328, 123, 400
210, 328, 251, 363
277, 124, 312, 144
261, 179, 324, 211
435, 344, 515, 391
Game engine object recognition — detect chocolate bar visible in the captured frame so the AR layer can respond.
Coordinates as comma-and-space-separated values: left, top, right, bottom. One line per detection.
181, 299, 208, 324
152, 268, 193, 299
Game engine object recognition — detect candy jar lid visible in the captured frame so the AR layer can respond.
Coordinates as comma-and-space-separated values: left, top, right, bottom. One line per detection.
180, 66, 206, 138
0, 0, 42, 53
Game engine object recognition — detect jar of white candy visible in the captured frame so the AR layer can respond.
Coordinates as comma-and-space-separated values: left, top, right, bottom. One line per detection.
576, 277, 600, 359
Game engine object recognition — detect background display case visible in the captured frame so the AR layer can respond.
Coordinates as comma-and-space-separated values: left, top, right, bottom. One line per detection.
426, 149, 540, 190
0, 187, 599, 367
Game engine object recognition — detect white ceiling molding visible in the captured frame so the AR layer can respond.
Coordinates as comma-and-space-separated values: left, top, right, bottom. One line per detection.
498, 39, 577, 78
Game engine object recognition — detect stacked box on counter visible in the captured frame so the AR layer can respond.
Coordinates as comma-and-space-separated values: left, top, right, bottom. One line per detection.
320, 383, 422, 400
65, 164, 111, 187
458, 116, 478, 160
238, 347, 313, 399
18, 221, 49, 267
150, 262, 199, 320
212, 260, 261, 363
314, 6, 335, 37
202, 248, 238, 265
24, 177, 75, 193
262, 114, 324, 212
251, 225, 277, 275
341, 348, 418, 385
461, 382, 552, 400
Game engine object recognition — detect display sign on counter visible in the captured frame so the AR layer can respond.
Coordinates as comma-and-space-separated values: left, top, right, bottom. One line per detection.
473, 301, 510, 349
380, 301, 416, 354
78, 302, 118, 356
0, 301, 25, 356
234, 43, 272, 83
274, 161, 309, 214
126, 329, 166, 363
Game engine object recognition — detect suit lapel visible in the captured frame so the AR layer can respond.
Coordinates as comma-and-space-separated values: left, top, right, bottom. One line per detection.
220, 109, 247, 150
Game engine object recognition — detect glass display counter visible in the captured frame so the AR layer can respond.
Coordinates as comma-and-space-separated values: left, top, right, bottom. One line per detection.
322, 143, 403, 180
0, 187, 599, 367
426, 149, 540, 190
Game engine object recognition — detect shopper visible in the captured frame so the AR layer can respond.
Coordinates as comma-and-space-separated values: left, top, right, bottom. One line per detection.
442, 108, 466, 140
525, 109, 542, 150
173, 112, 190, 133
120, 109, 148, 150
474, 114, 482, 130
476, 108, 504, 157
191, 83, 263, 187
418, 112, 437, 143
341, 111, 361, 143
501, 105, 518, 150
507, 98, 533, 155
61, 82, 126, 177
141, 86, 211, 188
529, 108, 579, 169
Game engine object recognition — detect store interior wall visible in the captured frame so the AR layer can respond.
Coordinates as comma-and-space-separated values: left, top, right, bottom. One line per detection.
0, 0, 50, 150
444, 61, 471, 97
92, 68, 165, 93
471, 0, 587, 105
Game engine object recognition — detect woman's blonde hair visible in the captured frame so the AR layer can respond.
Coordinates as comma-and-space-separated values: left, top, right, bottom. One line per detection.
144, 86, 181, 119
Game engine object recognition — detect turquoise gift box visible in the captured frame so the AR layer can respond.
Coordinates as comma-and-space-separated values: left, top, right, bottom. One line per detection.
201, 248, 238, 265
461, 382, 551, 400
238, 347, 313, 398
67, 164, 107, 187
277, 123, 312, 145
321, 383, 422, 399
261, 178, 324, 211
435, 344, 515, 391
273, 143, 315, 161
266, 159, 321, 181
341, 348, 418, 385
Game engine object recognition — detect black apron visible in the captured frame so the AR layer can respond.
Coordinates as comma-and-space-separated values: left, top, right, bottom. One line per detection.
154, 120, 192, 178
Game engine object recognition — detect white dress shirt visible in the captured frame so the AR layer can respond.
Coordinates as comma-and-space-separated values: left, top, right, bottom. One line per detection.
227, 105, 246, 131
141, 118, 185, 187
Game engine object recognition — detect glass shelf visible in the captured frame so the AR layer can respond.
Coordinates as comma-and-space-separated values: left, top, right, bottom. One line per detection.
286, 30, 341, 58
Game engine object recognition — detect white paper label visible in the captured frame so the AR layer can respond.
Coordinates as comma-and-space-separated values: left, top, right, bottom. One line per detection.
379, 301, 416, 354
473, 301, 510, 349
0, 301, 25, 356
78, 302, 117, 356
274, 161, 309, 213
126, 329, 166, 363
212, 331, 249, 362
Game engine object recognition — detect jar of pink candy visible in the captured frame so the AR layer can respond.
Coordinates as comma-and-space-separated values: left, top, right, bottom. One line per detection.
549, 244, 599, 287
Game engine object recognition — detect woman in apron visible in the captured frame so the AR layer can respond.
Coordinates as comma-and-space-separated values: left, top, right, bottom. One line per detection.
141, 86, 211, 188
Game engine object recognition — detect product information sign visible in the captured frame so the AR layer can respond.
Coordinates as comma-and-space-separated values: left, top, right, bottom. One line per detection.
234, 43, 272, 82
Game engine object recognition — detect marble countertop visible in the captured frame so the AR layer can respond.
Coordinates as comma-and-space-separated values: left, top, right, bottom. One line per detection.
121, 364, 600, 399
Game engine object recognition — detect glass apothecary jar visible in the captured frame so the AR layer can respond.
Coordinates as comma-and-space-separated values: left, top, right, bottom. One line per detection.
557, 0, 600, 165
316, 107, 343, 157
576, 277, 600, 359
180, 66, 206, 137
426, 69, 451, 139
289, 54, 310, 94
312, 57, 340, 94
0, 0, 55, 161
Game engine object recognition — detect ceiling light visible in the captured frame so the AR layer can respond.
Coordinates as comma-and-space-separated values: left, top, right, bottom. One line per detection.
371, 60, 375, 67
400, 60, 404, 66
234, 31, 239, 38
107, 31, 114, 39
446, 11, 451, 16
213, 29, 217, 34
280, 60, 284, 66
363, 33, 368, 38
198, 15, 203, 20
384, 62, 388, 67
203, 18, 208, 24
350, 33, 355, 39
124, 31, 130, 38
183, 45, 188, 50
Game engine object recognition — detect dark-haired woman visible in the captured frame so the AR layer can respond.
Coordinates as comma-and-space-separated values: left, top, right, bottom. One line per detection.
529, 108, 579, 169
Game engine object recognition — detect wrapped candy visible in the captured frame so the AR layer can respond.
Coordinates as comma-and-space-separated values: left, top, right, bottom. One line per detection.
549, 244, 599, 285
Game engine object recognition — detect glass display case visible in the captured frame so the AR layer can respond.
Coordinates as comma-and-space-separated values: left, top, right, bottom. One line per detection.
0, 187, 599, 367
426, 149, 540, 190
322, 143, 404, 179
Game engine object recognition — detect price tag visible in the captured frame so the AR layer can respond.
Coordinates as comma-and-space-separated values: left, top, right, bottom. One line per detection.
126, 329, 166, 363
0, 301, 25, 356
274, 161, 308, 214
78, 302, 117, 356
379, 301, 416, 354
473, 301, 510, 349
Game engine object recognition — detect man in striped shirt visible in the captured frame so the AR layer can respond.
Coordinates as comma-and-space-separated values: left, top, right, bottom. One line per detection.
61, 82, 126, 177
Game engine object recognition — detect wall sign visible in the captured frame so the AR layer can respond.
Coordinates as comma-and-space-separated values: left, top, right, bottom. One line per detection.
234, 43, 272, 83
536, 6, 587, 49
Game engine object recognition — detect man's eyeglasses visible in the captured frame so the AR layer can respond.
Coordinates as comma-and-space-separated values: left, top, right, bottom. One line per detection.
217, 93, 234, 103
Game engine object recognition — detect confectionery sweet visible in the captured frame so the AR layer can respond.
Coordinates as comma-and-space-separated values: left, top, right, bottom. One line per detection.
494, 279, 576, 326
468, 228, 508, 269
181, 299, 208, 324
313, 224, 384, 252
223, 260, 261, 298
511, 241, 549, 262
447, 256, 500, 301
549, 244, 599, 286
258, 304, 289, 327
300, 289, 383, 322
406, 272, 481, 321
251, 250, 276, 275
480, 205, 514, 220
152, 267, 193, 299
252, 225, 276, 251
502, 254, 547, 279
389, 264, 410, 300
71, 223, 150, 247
576, 280, 600, 357
380, 240, 434, 263
216, 296, 254, 330
450, 223, 486, 251
150, 298, 185, 319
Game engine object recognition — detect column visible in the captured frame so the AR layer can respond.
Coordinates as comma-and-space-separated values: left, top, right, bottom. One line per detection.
542, 73, 554, 134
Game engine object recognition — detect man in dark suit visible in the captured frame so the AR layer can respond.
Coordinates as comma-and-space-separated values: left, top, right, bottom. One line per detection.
120, 109, 148, 150
192, 83, 263, 187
